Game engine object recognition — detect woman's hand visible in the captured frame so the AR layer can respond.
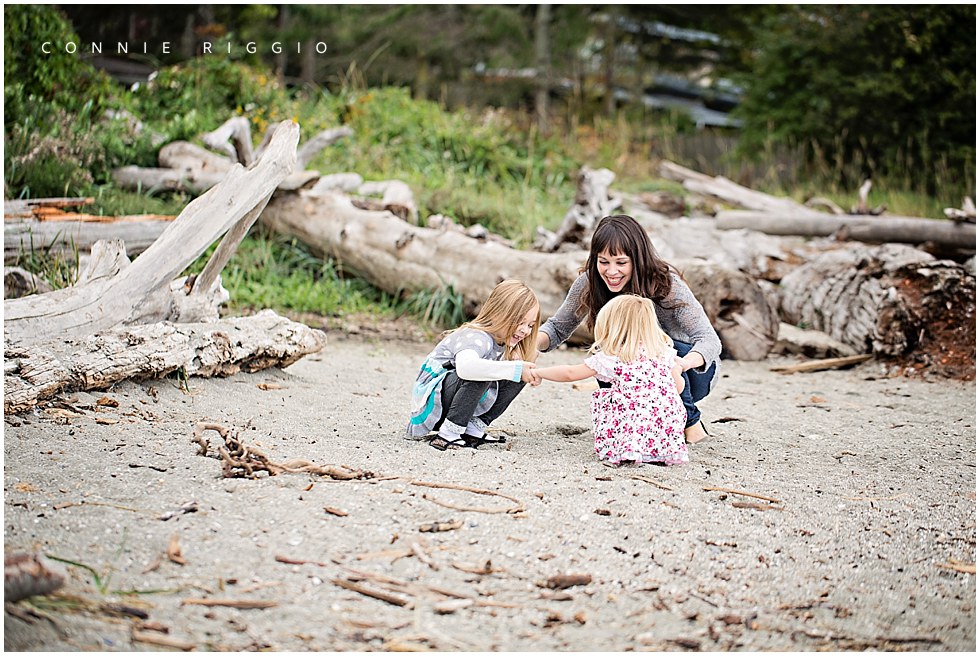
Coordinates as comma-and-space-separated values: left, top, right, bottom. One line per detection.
677, 350, 705, 372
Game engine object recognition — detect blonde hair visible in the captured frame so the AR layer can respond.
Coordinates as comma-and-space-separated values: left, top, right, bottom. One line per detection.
590, 294, 670, 361
456, 279, 540, 361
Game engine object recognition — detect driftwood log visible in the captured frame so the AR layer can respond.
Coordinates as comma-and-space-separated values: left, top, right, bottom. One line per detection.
112, 123, 353, 196
715, 209, 976, 250
779, 243, 976, 370
4, 121, 300, 345
4, 216, 173, 263
660, 160, 976, 250
4, 309, 326, 414
259, 188, 778, 360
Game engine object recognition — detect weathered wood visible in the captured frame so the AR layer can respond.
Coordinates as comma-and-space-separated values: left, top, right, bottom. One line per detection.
259, 189, 779, 359
4, 197, 94, 219
679, 261, 780, 360
111, 164, 227, 195
534, 167, 620, 252
4, 309, 326, 414
158, 141, 235, 173
779, 243, 975, 361
716, 209, 976, 250
357, 179, 418, 224
201, 116, 254, 165
770, 354, 874, 375
4, 267, 54, 299
4, 552, 67, 602
4, 121, 299, 346
4, 217, 172, 263
658, 160, 810, 214
773, 322, 858, 359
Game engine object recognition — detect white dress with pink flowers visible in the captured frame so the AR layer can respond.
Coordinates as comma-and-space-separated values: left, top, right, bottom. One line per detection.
584, 348, 689, 466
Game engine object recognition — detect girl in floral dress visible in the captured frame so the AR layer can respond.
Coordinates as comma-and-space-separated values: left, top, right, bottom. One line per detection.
532, 294, 689, 466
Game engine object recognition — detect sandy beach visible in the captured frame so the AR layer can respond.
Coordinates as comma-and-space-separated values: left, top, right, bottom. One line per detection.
3, 325, 976, 651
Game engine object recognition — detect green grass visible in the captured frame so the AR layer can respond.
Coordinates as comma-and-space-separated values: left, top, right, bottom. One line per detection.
213, 227, 397, 319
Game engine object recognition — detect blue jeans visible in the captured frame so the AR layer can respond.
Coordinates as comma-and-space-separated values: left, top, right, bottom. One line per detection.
597, 340, 714, 428
673, 340, 715, 428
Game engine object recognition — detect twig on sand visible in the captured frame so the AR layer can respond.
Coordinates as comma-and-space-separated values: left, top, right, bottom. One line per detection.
131, 629, 196, 651
331, 577, 414, 607
192, 422, 373, 480
731, 501, 784, 512
410, 542, 439, 571
624, 473, 674, 491
180, 598, 277, 609
411, 480, 525, 514
935, 560, 976, 574
703, 486, 781, 504
274, 554, 331, 567
770, 354, 873, 374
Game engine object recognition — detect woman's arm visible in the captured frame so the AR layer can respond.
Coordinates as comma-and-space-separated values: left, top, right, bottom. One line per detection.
662, 273, 722, 372
538, 274, 588, 353
534, 362, 597, 383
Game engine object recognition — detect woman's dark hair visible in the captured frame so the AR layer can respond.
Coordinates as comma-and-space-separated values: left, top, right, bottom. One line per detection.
578, 214, 678, 330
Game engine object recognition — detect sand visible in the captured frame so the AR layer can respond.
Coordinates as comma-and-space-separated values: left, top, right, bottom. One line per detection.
3, 325, 976, 652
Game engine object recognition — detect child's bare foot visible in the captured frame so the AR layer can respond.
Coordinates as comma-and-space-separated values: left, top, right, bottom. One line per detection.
685, 421, 708, 444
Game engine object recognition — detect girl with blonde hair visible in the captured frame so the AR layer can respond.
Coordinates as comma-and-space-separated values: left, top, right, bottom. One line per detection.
407, 280, 540, 450
533, 294, 689, 466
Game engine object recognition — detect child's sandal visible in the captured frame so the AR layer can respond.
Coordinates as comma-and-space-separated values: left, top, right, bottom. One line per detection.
428, 435, 469, 451
461, 433, 507, 448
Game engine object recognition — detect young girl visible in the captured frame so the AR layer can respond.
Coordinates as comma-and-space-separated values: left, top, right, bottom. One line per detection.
533, 294, 689, 466
407, 280, 540, 450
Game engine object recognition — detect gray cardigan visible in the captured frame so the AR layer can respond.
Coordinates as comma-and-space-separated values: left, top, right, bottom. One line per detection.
539, 272, 722, 390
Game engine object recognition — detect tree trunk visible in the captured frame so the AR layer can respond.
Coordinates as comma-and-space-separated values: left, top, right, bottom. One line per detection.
716, 209, 976, 250
4, 121, 300, 345
534, 3, 551, 136
4, 309, 326, 414
259, 189, 779, 359
779, 243, 975, 367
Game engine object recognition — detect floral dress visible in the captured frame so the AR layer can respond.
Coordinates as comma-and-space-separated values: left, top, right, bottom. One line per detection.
585, 347, 689, 466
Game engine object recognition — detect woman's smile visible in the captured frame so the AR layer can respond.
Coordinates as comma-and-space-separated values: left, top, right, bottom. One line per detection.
597, 249, 633, 292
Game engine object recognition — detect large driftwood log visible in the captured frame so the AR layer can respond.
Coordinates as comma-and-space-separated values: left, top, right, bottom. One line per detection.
259, 189, 778, 359
4, 217, 172, 263
4, 121, 300, 345
680, 262, 780, 361
4, 309, 327, 414
716, 209, 976, 250
779, 243, 976, 365
659, 160, 811, 214
112, 123, 354, 196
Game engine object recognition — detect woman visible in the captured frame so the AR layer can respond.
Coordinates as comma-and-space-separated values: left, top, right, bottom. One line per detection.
536, 214, 721, 443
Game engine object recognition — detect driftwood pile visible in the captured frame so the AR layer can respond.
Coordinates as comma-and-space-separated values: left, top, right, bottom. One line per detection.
3, 121, 327, 414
